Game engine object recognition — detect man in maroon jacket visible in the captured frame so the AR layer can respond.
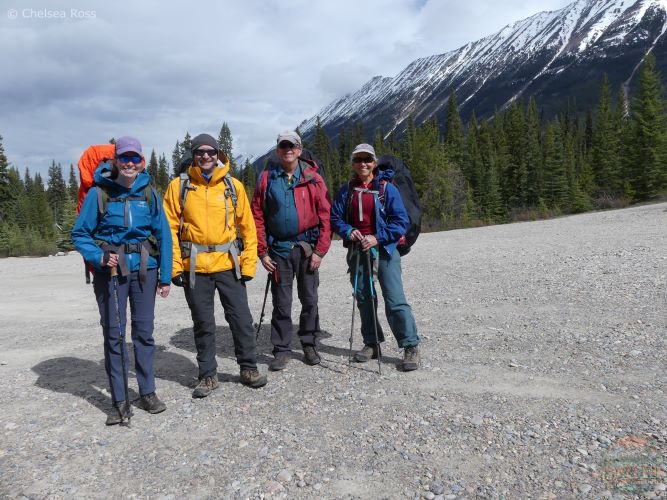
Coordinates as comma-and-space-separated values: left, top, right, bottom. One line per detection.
251, 131, 331, 371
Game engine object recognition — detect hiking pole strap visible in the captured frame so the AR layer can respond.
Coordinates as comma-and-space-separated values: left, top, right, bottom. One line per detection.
180, 241, 241, 288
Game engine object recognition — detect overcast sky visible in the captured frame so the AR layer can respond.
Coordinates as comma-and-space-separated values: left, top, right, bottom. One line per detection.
0, 0, 571, 177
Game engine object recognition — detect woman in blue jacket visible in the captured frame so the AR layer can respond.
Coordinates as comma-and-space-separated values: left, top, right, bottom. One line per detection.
72, 136, 172, 425
330, 144, 421, 371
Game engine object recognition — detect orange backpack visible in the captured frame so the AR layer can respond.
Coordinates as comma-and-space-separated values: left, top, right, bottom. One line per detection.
77, 144, 115, 212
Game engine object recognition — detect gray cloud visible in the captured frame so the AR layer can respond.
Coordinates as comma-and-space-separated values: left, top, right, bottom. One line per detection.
0, 0, 570, 177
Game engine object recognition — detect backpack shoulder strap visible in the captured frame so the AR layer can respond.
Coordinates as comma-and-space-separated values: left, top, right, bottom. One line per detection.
378, 179, 388, 205
223, 173, 238, 209
96, 186, 109, 216
179, 173, 190, 213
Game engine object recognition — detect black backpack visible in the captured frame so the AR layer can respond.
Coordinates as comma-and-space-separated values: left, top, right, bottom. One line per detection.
376, 155, 422, 256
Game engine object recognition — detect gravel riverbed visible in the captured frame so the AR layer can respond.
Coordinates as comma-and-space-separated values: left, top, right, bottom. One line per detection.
0, 202, 665, 499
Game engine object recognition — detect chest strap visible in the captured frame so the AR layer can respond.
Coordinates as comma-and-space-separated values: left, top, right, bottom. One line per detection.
179, 240, 241, 288
353, 187, 379, 222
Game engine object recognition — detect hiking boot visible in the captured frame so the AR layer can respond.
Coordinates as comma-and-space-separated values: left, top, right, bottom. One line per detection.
269, 353, 290, 371
354, 344, 379, 363
303, 345, 321, 366
192, 375, 220, 398
401, 346, 420, 371
105, 401, 131, 426
137, 392, 166, 414
240, 369, 268, 388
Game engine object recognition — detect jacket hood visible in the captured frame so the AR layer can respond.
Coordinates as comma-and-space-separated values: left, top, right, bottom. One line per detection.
186, 157, 231, 184
93, 161, 151, 193
373, 166, 395, 184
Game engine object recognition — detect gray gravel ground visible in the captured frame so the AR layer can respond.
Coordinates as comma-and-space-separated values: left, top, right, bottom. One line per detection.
0, 202, 666, 499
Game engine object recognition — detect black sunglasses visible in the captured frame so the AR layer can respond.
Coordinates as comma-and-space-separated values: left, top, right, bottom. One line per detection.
352, 156, 375, 164
193, 149, 218, 158
278, 142, 300, 150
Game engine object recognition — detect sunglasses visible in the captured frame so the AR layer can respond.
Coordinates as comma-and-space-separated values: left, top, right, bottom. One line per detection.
117, 154, 142, 164
193, 149, 218, 158
278, 142, 300, 150
352, 156, 375, 164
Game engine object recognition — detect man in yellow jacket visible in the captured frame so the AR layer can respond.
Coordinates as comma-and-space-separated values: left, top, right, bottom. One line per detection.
163, 133, 267, 397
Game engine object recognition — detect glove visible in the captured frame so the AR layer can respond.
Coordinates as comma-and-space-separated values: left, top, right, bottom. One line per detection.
241, 275, 253, 282
171, 274, 187, 287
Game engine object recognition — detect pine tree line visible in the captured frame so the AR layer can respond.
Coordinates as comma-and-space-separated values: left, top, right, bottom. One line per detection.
0, 55, 664, 257
304, 54, 667, 229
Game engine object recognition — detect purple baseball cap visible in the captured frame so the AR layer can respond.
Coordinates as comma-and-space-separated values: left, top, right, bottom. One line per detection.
115, 136, 143, 156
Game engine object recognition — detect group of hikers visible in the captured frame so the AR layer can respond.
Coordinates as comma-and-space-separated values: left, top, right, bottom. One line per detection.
71, 131, 422, 425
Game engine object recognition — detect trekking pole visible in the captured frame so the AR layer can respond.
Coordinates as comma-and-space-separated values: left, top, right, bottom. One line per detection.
110, 264, 132, 426
255, 272, 272, 341
365, 250, 382, 375
348, 246, 361, 364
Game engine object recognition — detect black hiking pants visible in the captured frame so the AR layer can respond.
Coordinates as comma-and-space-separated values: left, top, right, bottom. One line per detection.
183, 270, 258, 378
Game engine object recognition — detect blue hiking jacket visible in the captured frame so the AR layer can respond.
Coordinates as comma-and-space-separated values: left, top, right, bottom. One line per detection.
72, 162, 172, 284
330, 168, 409, 257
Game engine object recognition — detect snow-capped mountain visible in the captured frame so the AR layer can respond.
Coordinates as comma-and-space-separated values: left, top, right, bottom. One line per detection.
298, 0, 667, 142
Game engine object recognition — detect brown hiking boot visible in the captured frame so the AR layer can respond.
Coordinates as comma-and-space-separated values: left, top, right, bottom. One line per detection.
137, 392, 166, 414
269, 353, 290, 371
401, 346, 420, 371
240, 369, 267, 388
354, 344, 379, 363
303, 345, 321, 365
192, 375, 220, 398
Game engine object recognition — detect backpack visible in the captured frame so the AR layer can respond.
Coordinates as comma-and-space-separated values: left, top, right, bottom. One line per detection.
376, 155, 422, 256
76, 144, 115, 213
345, 155, 422, 256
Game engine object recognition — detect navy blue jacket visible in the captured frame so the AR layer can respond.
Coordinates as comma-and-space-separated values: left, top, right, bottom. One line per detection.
330, 169, 409, 257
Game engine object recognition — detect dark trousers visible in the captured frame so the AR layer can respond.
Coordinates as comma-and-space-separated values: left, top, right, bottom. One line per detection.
270, 246, 321, 354
184, 270, 257, 377
93, 268, 158, 403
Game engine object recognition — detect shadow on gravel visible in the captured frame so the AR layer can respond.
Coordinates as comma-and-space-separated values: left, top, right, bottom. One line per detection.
32, 347, 199, 413
31, 357, 132, 414
170, 326, 339, 368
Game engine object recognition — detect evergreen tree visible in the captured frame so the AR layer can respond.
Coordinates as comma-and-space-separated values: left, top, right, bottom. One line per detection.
591, 75, 620, 196
47, 161, 67, 225
464, 112, 483, 211
629, 53, 667, 199
478, 119, 504, 222
157, 154, 170, 194
444, 91, 465, 167
0, 135, 12, 222
505, 101, 528, 206
525, 98, 543, 205
30, 172, 55, 239
56, 192, 77, 251
147, 150, 158, 186
542, 121, 569, 209
240, 158, 257, 194
171, 140, 181, 178
218, 123, 237, 175
67, 164, 78, 204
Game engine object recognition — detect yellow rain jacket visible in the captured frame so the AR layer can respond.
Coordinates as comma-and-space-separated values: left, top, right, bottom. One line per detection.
163, 160, 257, 279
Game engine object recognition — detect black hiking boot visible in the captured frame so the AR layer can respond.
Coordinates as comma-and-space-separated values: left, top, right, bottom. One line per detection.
269, 353, 290, 371
105, 401, 131, 426
137, 392, 166, 414
401, 346, 420, 371
240, 369, 268, 388
354, 344, 379, 363
192, 375, 220, 398
303, 345, 321, 366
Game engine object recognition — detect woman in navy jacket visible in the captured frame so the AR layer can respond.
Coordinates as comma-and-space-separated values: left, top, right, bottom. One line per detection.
72, 136, 172, 424
330, 144, 421, 371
